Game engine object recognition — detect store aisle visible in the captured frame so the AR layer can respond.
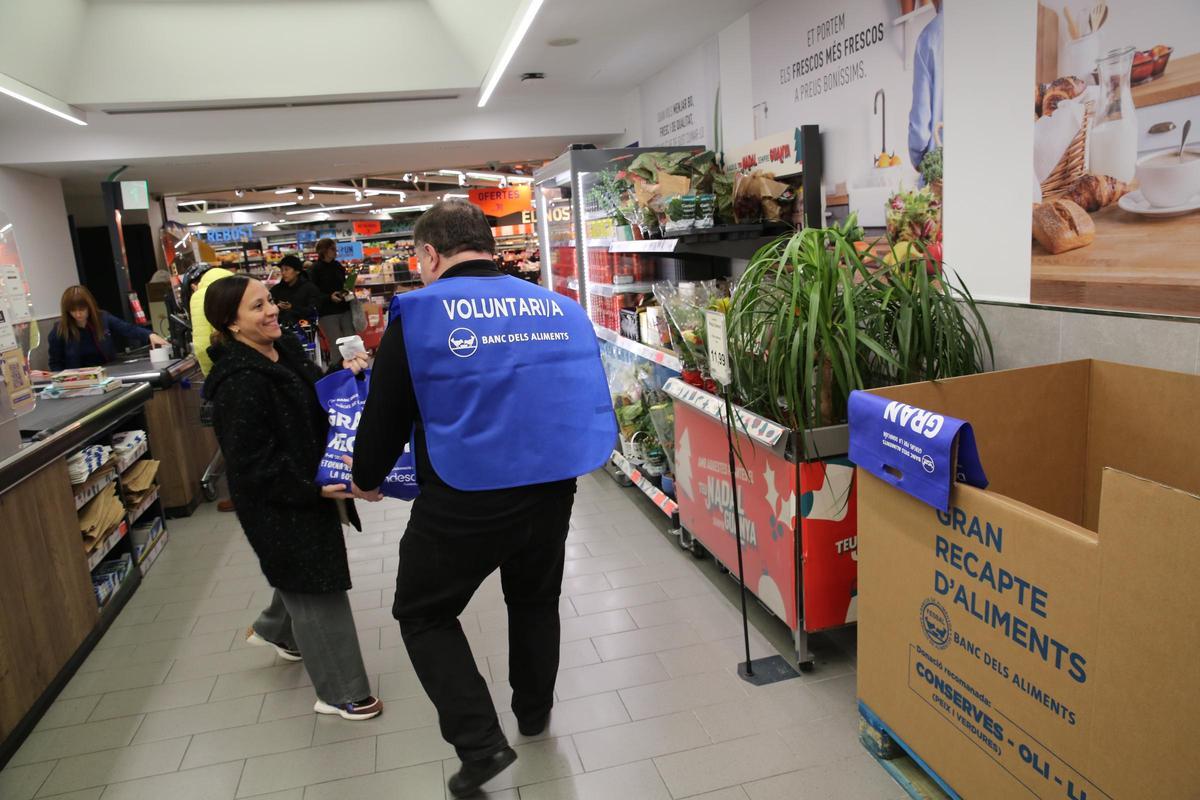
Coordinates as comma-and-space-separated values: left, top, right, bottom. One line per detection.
0, 473, 902, 800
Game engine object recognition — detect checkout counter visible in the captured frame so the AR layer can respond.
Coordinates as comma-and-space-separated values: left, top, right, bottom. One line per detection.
32, 352, 217, 516
0, 352, 215, 764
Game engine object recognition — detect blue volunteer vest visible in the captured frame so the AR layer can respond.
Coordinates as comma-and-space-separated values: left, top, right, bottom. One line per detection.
396, 274, 617, 491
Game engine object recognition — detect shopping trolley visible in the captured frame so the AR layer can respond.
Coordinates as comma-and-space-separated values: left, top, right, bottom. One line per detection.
199, 397, 222, 502
283, 317, 324, 368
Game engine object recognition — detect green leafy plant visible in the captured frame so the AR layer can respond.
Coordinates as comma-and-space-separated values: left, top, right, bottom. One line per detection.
863, 240, 993, 386
725, 215, 991, 431
727, 217, 894, 430
919, 146, 943, 186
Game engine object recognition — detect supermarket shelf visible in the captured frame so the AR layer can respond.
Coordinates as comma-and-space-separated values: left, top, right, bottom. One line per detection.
588, 282, 652, 297
115, 440, 149, 474
610, 450, 678, 518
139, 531, 168, 576
126, 487, 160, 527
97, 564, 140, 615
87, 520, 129, 572
610, 239, 680, 253
74, 465, 117, 510
593, 324, 682, 372
608, 224, 768, 255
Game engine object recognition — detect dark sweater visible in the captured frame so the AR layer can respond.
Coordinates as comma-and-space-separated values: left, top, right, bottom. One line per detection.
48, 311, 151, 371
270, 274, 324, 327
352, 260, 575, 537
312, 258, 351, 317
204, 333, 360, 593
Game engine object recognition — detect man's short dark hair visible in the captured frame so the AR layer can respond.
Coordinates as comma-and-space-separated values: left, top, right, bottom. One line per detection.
413, 200, 495, 257
278, 255, 304, 271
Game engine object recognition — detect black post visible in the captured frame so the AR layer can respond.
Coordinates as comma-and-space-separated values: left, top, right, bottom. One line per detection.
99, 181, 136, 323
723, 388, 753, 677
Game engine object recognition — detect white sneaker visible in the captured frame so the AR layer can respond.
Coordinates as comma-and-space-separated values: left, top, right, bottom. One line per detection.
245, 627, 302, 662
313, 696, 384, 720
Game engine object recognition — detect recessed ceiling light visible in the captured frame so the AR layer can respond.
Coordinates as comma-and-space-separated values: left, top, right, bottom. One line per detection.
547, 37, 578, 47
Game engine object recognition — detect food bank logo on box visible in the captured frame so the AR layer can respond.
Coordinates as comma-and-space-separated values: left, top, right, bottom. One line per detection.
920, 598, 952, 649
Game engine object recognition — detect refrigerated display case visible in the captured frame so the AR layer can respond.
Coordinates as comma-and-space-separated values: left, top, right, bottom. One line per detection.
534, 145, 704, 325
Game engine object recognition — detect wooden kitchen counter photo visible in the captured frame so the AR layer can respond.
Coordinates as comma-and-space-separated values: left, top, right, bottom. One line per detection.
1031, 204, 1200, 315
1133, 52, 1200, 108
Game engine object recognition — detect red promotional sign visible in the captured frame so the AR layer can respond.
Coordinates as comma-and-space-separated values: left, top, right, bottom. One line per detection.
353, 220, 382, 235
675, 402, 799, 628
468, 185, 532, 221
674, 403, 858, 633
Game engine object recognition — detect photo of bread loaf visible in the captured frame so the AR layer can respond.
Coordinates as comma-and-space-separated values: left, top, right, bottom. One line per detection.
1032, 199, 1095, 254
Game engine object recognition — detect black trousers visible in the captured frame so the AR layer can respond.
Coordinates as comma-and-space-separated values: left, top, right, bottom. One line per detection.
392, 492, 574, 761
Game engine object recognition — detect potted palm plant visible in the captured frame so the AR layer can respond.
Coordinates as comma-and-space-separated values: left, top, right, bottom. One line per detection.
667, 214, 991, 666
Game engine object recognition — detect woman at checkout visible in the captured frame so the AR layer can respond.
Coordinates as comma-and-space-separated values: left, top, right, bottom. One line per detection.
48, 285, 167, 371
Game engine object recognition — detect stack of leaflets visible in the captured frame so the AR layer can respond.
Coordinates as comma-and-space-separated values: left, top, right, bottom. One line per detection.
45, 367, 121, 398
68, 444, 113, 484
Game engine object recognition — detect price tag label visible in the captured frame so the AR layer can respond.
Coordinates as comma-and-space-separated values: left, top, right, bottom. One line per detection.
705, 309, 731, 386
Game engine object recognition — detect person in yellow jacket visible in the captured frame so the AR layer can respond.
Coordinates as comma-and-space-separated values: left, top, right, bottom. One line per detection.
190, 266, 236, 375
190, 265, 236, 511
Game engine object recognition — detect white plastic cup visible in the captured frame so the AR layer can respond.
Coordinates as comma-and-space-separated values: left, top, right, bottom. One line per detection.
337, 335, 366, 362
149, 346, 170, 366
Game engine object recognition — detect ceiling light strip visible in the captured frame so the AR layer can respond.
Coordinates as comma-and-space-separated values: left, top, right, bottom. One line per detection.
477, 0, 544, 108
285, 203, 372, 215
0, 71, 87, 126
376, 204, 434, 214
205, 201, 297, 214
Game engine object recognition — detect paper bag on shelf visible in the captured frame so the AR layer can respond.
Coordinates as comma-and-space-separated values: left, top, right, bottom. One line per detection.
122, 460, 160, 494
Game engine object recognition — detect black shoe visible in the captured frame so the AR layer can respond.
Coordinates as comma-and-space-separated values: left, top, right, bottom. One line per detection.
447, 747, 517, 798
517, 713, 550, 737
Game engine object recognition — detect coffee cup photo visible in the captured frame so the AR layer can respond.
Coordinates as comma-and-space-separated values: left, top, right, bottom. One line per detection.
1134, 147, 1200, 208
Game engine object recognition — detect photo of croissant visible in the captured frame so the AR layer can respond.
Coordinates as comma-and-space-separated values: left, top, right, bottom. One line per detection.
1036, 76, 1087, 119
1059, 174, 1129, 212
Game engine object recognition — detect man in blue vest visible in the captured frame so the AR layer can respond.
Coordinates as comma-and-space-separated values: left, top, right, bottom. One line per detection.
351, 201, 616, 798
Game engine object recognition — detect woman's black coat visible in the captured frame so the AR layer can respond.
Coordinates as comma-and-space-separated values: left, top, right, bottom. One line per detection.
203, 334, 360, 593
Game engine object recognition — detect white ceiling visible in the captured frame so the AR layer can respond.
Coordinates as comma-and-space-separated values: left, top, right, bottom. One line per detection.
1, 0, 763, 197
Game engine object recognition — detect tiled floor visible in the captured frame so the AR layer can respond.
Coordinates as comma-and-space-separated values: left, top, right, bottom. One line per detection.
0, 472, 907, 800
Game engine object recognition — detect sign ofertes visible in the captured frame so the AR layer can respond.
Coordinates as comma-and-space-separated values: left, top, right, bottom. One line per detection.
353, 220, 382, 235
468, 185, 533, 221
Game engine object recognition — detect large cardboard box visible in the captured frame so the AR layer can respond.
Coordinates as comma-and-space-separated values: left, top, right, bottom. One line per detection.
857, 361, 1200, 799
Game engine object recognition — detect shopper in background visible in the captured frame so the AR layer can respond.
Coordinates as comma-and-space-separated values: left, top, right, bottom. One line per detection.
48, 285, 168, 371
202, 275, 382, 721
311, 238, 356, 346
270, 255, 323, 328
188, 262, 240, 512
351, 201, 615, 797
190, 263, 238, 376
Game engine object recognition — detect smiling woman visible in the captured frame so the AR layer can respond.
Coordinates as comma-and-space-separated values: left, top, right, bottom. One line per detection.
199, 274, 383, 722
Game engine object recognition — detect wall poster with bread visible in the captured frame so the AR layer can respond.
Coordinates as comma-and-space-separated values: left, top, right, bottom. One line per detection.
1031, 0, 1200, 316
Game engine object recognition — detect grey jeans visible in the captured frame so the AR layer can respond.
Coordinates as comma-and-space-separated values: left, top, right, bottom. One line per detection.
253, 589, 371, 706
318, 311, 357, 350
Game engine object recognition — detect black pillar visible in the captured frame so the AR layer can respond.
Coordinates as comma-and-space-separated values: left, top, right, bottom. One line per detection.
100, 181, 135, 323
